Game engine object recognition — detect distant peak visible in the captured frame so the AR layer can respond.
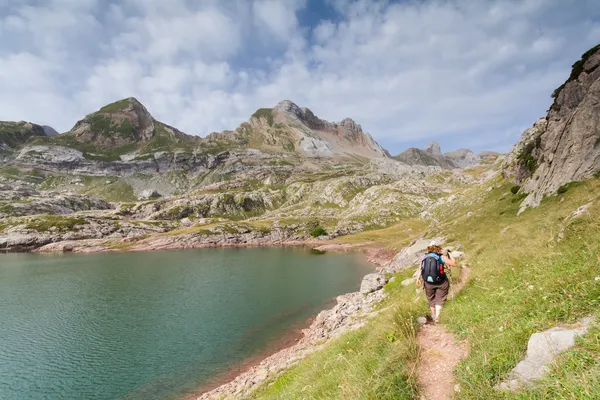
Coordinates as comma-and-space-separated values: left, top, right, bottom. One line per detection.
98, 97, 148, 114
273, 100, 302, 114
424, 141, 441, 155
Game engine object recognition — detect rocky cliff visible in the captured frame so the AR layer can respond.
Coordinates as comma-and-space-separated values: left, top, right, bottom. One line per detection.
393, 141, 481, 169
504, 44, 600, 211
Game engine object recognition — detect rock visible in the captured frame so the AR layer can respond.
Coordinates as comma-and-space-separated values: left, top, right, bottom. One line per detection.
360, 273, 387, 294
139, 189, 162, 201
382, 237, 444, 273
180, 217, 193, 227
444, 149, 481, 169
417, 316, 428, 325
401, 277, 417, 286
503, 45, 600, 211
496, 317, 593, 391
425, 141, 442, 155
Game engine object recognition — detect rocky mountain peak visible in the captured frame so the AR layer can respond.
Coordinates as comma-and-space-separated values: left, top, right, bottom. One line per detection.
424, 141, 442, 155
339, 118, 362, 133
503, 43, 600, 212
273, 100, 303, 116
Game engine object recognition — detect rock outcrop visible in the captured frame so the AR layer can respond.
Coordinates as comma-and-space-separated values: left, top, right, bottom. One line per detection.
497, 317, 593, 391
504, 44, 600, 211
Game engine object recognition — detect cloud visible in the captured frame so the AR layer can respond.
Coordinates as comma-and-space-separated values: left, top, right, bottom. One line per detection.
0, 0, 599, 153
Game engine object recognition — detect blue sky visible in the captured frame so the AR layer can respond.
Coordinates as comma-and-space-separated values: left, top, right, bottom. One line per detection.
0, 0, 599, 155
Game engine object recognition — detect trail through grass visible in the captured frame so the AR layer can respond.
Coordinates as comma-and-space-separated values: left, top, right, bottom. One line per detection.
247, 172, 600, 399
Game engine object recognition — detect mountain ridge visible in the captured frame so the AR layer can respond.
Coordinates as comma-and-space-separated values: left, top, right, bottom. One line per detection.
392, 141, 482, 169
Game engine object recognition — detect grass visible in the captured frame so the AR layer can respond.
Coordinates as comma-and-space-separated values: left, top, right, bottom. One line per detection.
250, 173, 600, 399
253, 269, 422, 400
252, 108, 274, 126
25, 215, 88, 232
309, 225, 327, 238
99, 98, 133, 113
429, 177, 600, 399
334, 219, 426, 250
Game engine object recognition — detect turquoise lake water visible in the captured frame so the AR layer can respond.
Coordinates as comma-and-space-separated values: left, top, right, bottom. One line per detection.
0, 247, 372, 399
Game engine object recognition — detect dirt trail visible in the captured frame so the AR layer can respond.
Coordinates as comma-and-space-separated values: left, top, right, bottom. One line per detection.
417, 267, 471, 400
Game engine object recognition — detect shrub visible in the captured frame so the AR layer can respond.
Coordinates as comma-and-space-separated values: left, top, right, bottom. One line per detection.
309, 225, 327, 238
510, 185, 521, 194
557, 184, 569, 194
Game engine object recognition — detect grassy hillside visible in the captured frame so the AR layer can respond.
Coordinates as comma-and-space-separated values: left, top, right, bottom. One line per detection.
250, 173, 600, 399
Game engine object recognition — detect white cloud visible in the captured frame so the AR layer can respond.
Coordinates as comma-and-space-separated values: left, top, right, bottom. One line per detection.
0, 0, 599, 153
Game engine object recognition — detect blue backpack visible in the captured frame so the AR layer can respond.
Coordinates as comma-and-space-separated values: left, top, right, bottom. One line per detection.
421, 253, 446, 283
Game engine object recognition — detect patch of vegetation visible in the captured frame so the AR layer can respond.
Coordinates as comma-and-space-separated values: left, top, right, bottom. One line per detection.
517, 134, 542, 173
25, 215, 88, 232
552, 44, 600, 101
253, 268, 421, 399
82, 180, 136, 202
558, 180, 584, 195
0, 204, 15, 215
510, 185, 521, 194
309, 225, 327, 238
99, 98, 133, 113
335, 219, 426, 250
251, 108, 274, 126
284, 141, 295, 152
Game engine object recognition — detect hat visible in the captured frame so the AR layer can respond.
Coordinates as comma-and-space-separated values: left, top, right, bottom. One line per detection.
429, 240, 438, 246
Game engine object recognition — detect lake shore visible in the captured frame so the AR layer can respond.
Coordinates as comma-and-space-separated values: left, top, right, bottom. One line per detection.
187, 243, 397, 400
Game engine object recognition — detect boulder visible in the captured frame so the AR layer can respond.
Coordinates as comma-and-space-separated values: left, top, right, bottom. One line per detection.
497, 317, 593, 391
382, 237, 444, 273
360, 273, 387, 294
139, 189, 162, 201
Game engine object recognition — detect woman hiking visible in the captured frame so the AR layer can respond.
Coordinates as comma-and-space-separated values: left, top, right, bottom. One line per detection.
416, 241, 456, 323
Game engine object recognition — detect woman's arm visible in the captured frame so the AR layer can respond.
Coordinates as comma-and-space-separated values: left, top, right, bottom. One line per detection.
442, 252, 457, 267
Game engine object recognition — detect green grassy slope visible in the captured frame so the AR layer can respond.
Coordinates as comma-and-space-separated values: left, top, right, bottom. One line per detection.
251, 173, 600, 399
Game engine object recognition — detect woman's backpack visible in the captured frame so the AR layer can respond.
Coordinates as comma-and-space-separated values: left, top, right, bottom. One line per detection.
421, 253, 446, 283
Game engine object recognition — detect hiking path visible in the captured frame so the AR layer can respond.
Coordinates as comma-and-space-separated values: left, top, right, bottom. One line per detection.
417, 266, 471, 400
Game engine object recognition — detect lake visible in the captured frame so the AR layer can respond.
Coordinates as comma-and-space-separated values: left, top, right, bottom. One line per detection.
0, 247, 372, 399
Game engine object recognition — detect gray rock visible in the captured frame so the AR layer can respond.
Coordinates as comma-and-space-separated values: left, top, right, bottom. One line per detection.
497, 317, 593, 391
503, 45, 600, 211
360, 273, 387, 294
382, 237, 444, 273
401, 277, 417, 286
139, 189, 162, 201
417, 316, 428, 325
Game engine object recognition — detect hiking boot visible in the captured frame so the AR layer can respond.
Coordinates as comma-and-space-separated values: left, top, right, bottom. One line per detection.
433, 317, 440, 324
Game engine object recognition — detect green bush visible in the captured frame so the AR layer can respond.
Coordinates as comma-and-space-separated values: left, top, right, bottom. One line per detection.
557, 184, 569, 194
309, 225, 327, 238
510, 185, 521, 194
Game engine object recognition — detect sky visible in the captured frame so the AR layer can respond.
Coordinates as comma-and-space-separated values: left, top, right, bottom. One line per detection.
1, 0, 599, 155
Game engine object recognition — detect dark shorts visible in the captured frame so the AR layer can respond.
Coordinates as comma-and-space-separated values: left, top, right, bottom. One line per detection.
424, 279, 449, 306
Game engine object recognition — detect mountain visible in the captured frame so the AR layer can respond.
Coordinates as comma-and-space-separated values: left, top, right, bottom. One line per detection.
67, 97, 200, 151
207, 100, 389, 159
504, 43, 600, 210
392, 141, 480, 169
42, 126, 59, 136
0, 121, 46, 150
